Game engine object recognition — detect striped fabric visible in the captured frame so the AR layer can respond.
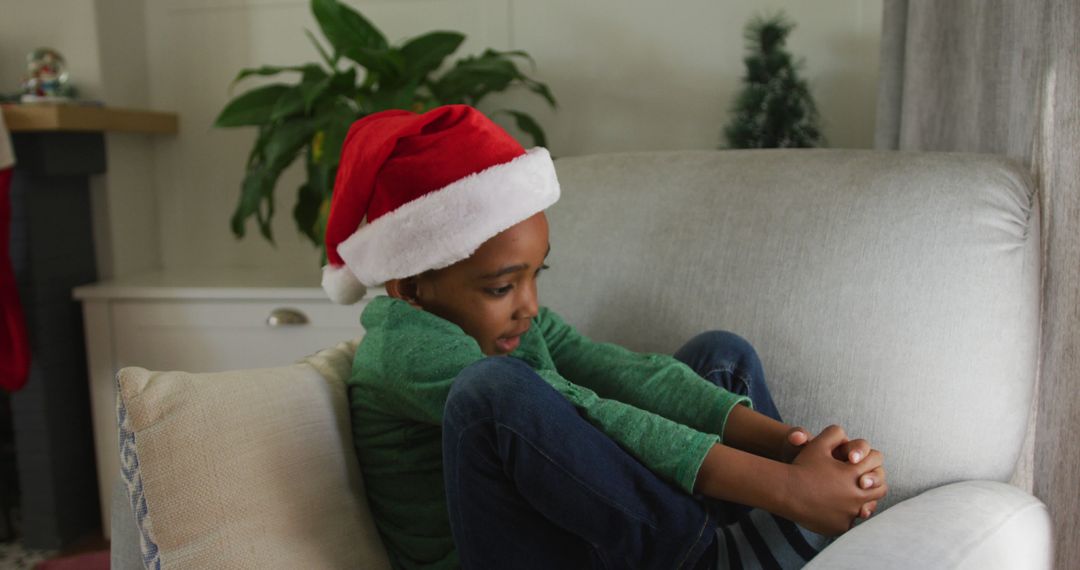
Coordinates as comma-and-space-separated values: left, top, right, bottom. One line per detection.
715, 510, 831, 570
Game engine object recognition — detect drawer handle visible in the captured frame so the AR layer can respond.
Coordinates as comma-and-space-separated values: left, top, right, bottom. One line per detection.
266, 308, 309, 327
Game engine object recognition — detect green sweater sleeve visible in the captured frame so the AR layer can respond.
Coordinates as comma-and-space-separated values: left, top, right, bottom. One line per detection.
537, 308, 751, 443
530, 367, 721, 493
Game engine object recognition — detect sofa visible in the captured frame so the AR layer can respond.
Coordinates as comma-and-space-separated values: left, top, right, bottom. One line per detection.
110, 149, 1052, 569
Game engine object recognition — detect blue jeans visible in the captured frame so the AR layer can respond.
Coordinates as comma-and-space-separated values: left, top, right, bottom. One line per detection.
442, 331, 782, 569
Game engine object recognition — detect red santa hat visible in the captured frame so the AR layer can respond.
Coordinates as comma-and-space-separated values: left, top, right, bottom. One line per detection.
321, 105, 560, 304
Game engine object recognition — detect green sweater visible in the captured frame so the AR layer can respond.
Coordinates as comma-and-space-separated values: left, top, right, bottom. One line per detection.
348, 296, 750, 570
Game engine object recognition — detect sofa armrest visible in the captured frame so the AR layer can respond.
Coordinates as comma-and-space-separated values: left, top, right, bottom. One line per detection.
807, 481, 1052, 569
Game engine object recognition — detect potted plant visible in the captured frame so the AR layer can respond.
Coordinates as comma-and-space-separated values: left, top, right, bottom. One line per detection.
214, 0, 556, 255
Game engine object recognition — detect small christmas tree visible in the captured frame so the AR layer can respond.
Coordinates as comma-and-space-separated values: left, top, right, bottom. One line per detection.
723, 12, 824, 148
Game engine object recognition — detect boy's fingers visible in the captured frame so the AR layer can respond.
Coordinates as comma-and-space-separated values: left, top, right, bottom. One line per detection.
862, 482, 888, 501
787, 428, 810, 446
810, 424, 848, 451
854, 449, 884, 473
844, 439, 871, 463
859, 500, 879, 518
859, 466, 886, 489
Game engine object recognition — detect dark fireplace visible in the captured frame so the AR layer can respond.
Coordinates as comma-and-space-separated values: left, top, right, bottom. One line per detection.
3, 131, 102, 549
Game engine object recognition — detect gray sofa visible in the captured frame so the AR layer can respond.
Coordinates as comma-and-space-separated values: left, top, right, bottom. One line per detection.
112, 149, 1052, 568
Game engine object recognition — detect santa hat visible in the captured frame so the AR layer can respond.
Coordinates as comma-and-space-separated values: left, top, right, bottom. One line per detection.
321, 105, 560, 304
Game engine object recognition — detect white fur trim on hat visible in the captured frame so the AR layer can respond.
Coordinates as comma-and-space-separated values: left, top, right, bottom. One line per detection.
322, 263, 367, 305
337, 147, 560, 286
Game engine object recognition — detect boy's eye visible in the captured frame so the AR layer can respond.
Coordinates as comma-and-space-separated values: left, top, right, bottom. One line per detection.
535, 264, 550, 277
485, 285, 513, 297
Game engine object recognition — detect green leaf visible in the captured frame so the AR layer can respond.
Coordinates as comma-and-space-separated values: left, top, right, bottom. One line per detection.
317, 102, 360, 168
270, 87, 305, 122
257, 182, 276, 243
214, 84, 291, 127
310, 0, 400, 80
497, 109, 547, 148
245, 124, 271, 169
263, 118, 314, 171
231, 118, 313, 241
232, 167, 273, 238
293, 181, 322, 245
299, 66, 333, 113
367, 79, 420, 113
309, 148, 335, 195
305, 69, 359, 115
232, 64, 312, 85
314, 192, 332, 246
524, 78, 557, 108
400, 31, 465, 80
311, 0, 387, 56
488, 49, 536, 69
344, 47, 406, 84
328, 67, 358, 94
302, 76, 333, 113
265, 68, 333, 121
305, 28, 338, 69
431, 53, 520, 104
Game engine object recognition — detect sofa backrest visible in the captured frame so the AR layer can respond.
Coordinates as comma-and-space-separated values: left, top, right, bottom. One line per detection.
543, 149, 1040, 507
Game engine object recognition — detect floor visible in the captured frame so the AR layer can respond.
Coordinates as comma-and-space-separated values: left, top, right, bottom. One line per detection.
0, 532, 108, 570
0, 542, 55, 570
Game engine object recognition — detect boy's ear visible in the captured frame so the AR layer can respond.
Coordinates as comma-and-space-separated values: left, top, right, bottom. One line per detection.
385, 277, 422, 309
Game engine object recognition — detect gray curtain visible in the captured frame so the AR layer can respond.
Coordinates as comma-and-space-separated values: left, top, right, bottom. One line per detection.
876, 1, 1080, 567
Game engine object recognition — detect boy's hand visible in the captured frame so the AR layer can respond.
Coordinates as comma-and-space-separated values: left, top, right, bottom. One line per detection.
832, 437, 888, 520
778, 427, 811, 463
778, 426, 888, 520
780, 425, 888, 537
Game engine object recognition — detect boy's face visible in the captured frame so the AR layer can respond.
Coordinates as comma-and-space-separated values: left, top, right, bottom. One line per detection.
388, 212, 550, 356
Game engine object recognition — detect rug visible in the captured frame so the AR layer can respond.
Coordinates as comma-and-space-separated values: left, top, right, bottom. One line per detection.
34, 550, 108, 570
0, 541, 54, 570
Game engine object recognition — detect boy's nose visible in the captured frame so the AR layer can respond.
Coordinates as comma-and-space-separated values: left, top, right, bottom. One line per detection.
514, 284, 540, 320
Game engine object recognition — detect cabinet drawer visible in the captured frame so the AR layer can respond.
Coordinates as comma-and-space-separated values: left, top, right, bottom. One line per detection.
110, 299, 367, 373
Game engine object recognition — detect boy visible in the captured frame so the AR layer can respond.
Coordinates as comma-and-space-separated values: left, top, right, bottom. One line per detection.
322, 105, 887, 569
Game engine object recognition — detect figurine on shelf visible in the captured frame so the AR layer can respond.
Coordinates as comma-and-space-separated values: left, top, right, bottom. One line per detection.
20, 48, 77, 103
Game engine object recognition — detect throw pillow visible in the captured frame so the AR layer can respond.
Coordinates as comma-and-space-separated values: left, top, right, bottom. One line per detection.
116, 340, 390, 569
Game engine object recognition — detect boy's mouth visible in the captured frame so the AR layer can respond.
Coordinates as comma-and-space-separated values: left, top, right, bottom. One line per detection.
494, 328, 528, 353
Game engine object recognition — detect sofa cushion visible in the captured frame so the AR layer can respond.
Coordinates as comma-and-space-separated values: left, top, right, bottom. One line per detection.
545, 149, 1041, 508
805, 481, 1052, 569
116, 340, 391, 570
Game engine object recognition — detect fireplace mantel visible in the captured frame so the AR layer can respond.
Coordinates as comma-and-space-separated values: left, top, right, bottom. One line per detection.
1, 103, 178, 134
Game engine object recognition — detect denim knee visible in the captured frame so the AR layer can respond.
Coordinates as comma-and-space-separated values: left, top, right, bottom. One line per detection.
678, 330, 761, 375
686, 330, 758, 363
445, 356, 546, 425
678, 330, 782, 421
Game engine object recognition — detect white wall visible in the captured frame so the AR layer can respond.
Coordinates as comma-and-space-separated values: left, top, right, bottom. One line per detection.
504, 0, 882, 155
93, 0, 161, 279
0, 0, 160, 280
4, 0, 882, 278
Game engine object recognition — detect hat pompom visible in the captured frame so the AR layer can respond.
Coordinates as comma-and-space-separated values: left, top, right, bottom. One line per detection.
322, 264, 367, 305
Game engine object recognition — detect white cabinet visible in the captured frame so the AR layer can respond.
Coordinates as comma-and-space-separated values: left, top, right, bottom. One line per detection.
74, 269, 374, 536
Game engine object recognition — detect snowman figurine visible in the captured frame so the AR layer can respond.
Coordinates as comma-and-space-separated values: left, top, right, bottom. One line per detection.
21, 48, 76, 102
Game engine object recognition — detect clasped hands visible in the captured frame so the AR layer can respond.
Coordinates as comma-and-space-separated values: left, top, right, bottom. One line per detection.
779, 424, 888, 536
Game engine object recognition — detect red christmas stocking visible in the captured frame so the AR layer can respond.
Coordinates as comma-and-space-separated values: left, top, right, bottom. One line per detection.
0, 166, 30, 392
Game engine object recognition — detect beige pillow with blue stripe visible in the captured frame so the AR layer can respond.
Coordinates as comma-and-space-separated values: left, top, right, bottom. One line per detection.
116, 340, 390, 569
